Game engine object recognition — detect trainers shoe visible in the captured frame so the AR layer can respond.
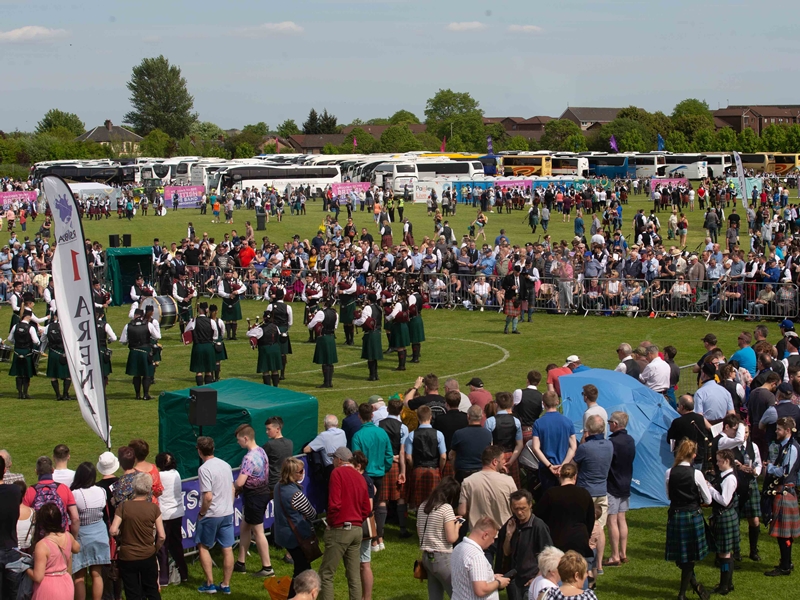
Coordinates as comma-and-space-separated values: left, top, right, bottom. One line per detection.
197, 583, 217, 593
371, 544, 380, 553
216, 584, 231, 594
233, 561, 246, 573
379, 542, 385, 551
251, 567, 275, 578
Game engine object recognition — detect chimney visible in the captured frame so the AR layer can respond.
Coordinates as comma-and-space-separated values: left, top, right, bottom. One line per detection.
104, 119, 113, 131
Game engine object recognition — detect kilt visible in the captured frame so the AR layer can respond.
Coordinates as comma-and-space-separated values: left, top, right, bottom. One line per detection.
340, 299, 356, 325
361, 330, 384, 361
190, 343, 217, 373
377, 461, 404, 503
503, 452, 521, 488
177, 304, 193, 323
406, 466, 441, 509
215, 341, 228, 361
278, 326, 292, 355
504, 299, 522, 318
381, 234, 393, 248
313, 334, 338, 365
441, 459, 455, 480
769, 487, 800, 539
522, 426, 533, 445
384, 321, 393, 343
150, 340, 162, 363
9, 313, 20, 333
408, 316, 426, 344
125, 347, 154, 378
738, 478, 761, 519
99, 347, 112, 376
257, 344, 283, 373
222, 301, 242, 321
665, 509, 708, 564
46, 348, 70, 379
9, 347, 36, 377
710, 507, 740, 554
390, 322, 410, 349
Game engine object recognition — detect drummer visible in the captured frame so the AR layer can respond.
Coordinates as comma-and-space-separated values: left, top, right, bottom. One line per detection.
266, 286, 292, 381
144, 305, 162, 386
209, 304, 226, 382
96, 309, 118, 388
173, 272, 197, 335
307, 296, 339, 388
8, 280, 23, 332
218, 268, 245, 340
354, 291, 383, 381
185, 302, 218, 387
7, 309, 39, 399
247, 310, 282, 387
120, 308, 159, 400
129, 274, 154, 319
301, 272, 323, 343
44, 311, 71, 401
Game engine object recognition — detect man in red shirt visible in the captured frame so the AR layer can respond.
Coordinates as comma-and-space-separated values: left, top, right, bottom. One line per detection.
22, 456, 79, 536
546, 363, 573, 398
319, 447, 371, 600
467, 377, 493, 413
238, 240, 256, 269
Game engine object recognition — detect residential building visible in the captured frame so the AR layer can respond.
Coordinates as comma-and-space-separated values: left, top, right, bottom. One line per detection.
559, 107, 623, 131
75, 120, 143, 154
713, 105, 800, 135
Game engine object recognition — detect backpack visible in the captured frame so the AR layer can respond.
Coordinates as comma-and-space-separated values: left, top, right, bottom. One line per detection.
32, 482, 68, 531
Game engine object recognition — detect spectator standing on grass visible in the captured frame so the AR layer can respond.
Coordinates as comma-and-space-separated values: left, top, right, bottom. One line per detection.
0, 453, 21, 600
70, 462, 110, 600
417, 477, 462, 600
605, 411, 635, 568
52, 444, 75, 488
154, 452, 188, 587
0, 449, 24, 484
28, 503, 81, 600
23, 456, 80, 538
341, 399, 362, 447
450, 516, 510, 600
532, 391, 577, 495
450, 405, 494, 483
263, 416, 294, 565
351, 403, 394, 506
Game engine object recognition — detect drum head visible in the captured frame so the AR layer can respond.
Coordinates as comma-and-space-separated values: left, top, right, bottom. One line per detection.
140, 296, 162, 321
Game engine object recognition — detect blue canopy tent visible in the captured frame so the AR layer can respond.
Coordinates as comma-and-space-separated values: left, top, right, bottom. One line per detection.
559, 369, 680, 508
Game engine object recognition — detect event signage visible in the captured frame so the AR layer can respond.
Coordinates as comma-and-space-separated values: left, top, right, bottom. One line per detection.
732, 152, 748, 208
649, 178, 689, 188
0, 190, 37, 210
331, 182, 371, 195
42, 176, 111, 447
164, 186, 205, 208
494, 179, 532, 190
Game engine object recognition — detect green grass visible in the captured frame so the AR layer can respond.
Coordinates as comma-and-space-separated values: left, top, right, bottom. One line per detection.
4, 197, 794, 598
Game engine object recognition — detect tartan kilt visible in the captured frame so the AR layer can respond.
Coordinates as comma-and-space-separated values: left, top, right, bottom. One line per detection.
504, 299, 522, 318
221, 301, 242, 321
665, 509, 708, 563
125, 347, 154, 377
381, 234, 393, 248
441, 459, 455, 480
361, 330, 384, 361
522, 427, 533, 445
46, 349, 70, 379
257, 344, 283, 373
9, 313, 20, 333
278, 326, 292, 355
178, 304, 193, 322
313, 334, 338, 365
503, 452, 521, 488
340, 299, 356, 325
190, 343, 217, 373
738, 478, 761, 519
408, 316, 426, 344
151, 340, 162, 363
390, 322, 410, 349
99, 347, 112, 376
384, 321, 393, 343
377, 461, 404, 503
769, 488, 800, 539
9, 347, 35, 377
710, 507, 741, 554
406, 466, 441, 509
214, 341, 228, 361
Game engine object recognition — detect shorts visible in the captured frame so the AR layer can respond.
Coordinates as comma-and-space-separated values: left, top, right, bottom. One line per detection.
607, 494, 630, 515
242, 491, 271, 525
593, 495, 609, 527
213, 210, 220, 217
195, 514, 234, 549
360, 539, 371, 563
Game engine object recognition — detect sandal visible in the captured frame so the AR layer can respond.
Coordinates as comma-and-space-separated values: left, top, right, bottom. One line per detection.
602, 559, 622, 567
620, 557, 629, 564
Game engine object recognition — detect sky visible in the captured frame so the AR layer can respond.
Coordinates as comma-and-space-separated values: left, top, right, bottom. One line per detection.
1, 0, 798, 133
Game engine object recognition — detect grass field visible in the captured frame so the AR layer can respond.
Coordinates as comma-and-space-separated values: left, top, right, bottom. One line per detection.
3, 196, 796, 598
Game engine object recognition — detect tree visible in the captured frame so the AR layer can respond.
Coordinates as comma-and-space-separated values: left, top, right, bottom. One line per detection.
139, 128, 172, 157
761, 124, 787, 152
348, 118, 366, 127
234, 143, 255, 158
365, 118, 390, 125
303, 109, 321, 135
503, 135, 530, 152
276, 119, 301, 139
242, 122, 269, 137
389, 109, 420, 125
339, 127, 377, 154
36, 109, 85, 137
673, 115, 715, 144
671, 98, 714, 125
539, 119, 583, 151
563, 134, 587, 152
664, 131, 691, 153
692, 128, 717, 152
619, 130, 649, 153
415, 132, 444, 152
737, 128, 762, 152
588, 118, 652, 152
380, 124, 422, 153
319, 109, 338, 134
783, 125, 800, 153
715, 127, 738, 151
190, 121, 225, 140
484, 123, 508, 153
424, 89, 484, 150
124, 55, 197, 138
223, 131, 263, 158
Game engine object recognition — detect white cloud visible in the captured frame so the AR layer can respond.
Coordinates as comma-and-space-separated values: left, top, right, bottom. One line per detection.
0, 25, 68, 43
239, 22, 304, 36
508, 25, 543, 34
446, 22, 486, 32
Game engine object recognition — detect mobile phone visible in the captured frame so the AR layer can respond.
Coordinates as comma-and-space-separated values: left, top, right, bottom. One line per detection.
504, 569, 517, 580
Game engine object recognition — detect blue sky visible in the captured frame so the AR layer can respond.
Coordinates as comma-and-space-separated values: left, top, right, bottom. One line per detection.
1, 0, 798, 132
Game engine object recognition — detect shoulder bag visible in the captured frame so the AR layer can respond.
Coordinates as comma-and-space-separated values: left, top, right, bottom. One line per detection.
276, 486, 323, 563
413, 510, 429, 580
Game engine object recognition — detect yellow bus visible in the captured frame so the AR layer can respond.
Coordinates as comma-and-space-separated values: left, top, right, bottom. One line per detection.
739, 152, 775, 173
500, 153, 553, 177
774, 153, 800, 175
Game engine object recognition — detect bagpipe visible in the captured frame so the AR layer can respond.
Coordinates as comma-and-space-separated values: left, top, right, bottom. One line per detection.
246, 316, 261, 349
140, 283, 155, 297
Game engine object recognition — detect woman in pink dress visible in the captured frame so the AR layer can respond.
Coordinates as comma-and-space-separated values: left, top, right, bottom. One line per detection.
27, 503, 81, 600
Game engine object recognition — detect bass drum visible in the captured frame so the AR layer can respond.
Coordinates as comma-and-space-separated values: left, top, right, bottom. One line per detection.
140, 296, 178, 329
0, 343, 12, 362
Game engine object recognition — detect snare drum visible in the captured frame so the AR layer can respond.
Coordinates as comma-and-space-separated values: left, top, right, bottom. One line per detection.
0, 344, 12, 362
140, 296, 178, 329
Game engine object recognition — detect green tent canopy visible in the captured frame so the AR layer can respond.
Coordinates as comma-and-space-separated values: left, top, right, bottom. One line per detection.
105, 247, 154, 306
158, 379, 319, 479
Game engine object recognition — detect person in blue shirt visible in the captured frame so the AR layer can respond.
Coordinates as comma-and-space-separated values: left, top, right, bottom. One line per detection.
404, 405, 447, 509
763, 259, 781, 283
484, 391, 523, 487
477, 250, 496, 277
730, 332, 757, 376
532, 391, 577, 496
574, 212, 585, 237
494, 230, 510, 247
341, 398, 362, 447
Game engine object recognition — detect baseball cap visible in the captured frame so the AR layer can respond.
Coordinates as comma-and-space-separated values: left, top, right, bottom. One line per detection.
780, 319, 795, 330
564, 355, 580, 366
467, 377, 484, 388
332, 447, 352, 461
367, 394, 383, 405
778, 382, 794, 396
701, 334, 717, 345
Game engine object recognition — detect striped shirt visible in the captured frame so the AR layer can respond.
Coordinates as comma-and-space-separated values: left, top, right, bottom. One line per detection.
417, 502, 456, 553
451, 536, 497, 600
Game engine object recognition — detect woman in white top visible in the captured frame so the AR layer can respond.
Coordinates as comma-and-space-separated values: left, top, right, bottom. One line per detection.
15, 481, 34, 552
529, 546, 564, 600
416, 477, 462, 600
155, 452, 188, 586
70, 462, 110, 600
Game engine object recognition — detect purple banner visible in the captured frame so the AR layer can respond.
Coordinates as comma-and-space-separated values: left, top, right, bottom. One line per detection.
178, 455, 318, 549
332, 182, 371, 195
164, 185, 205, 209
0, 190, 37, 210
650, 177, 689, 189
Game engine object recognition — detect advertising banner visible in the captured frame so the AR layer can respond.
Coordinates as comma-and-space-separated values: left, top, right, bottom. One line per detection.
649, 178, 689, 189
164, 186, 205, 208
331, 182, 371, 195
0, 190, 37, 210
726, 177, 762, 203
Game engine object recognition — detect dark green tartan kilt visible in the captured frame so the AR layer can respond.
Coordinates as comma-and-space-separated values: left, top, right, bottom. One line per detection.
340, 299, 356, 325
100, 346, 112, 376
178, 304, 193, 322
46, 348, 71, 379
361, 330, 384, 361
390, 322, 410, 349
126, 347, 154, 377
665, 509, 708, 564
710, 507, 740, 554
222, 301, 242, 321
151, 339, 162, 363
738, 478, 761, 519
257, 344, 283, 373
278, 326, 292, 355
215, 340, 228, 361
313, 334, 338, 365
9, 347, 35, 377
384, 320, 393, 341
9, 313, 20, 333
190, 343, 217, 373
408, 315, 426, 344
769, 487, 800, 539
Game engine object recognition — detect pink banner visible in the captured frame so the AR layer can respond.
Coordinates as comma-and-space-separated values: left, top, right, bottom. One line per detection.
332, 182, 371, 195
650, 178, 689, 188
494, 179, 532, 190
0, 190, 37, 209
164, 185, 205, 208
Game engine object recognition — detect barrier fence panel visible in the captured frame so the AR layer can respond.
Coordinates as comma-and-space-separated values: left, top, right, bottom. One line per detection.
676, 364, 698, 399
578, 278, 649, 317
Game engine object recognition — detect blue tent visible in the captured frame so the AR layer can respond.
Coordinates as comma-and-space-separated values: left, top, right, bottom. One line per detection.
559, 369, 679, 508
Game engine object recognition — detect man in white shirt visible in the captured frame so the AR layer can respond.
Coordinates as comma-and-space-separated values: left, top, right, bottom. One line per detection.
303, 415, 347, 467
52, 443, 75, 487
450, 517, 510, 600
444, 378, 472, 413
581, 384, 608, 438
470, 275, 491, 311
368, 395, 389, 423
639, 345, 671, 394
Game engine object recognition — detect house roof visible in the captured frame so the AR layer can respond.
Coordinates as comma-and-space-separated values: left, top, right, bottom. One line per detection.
560, 107, 623, 122
523, 116, 553, 125
287, 134, 347, 150
713, 117, 732, 129
340, 124, 427, 136
75, 123, 142, 143
715, 105, 800, 118
713, 108, 751, 118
